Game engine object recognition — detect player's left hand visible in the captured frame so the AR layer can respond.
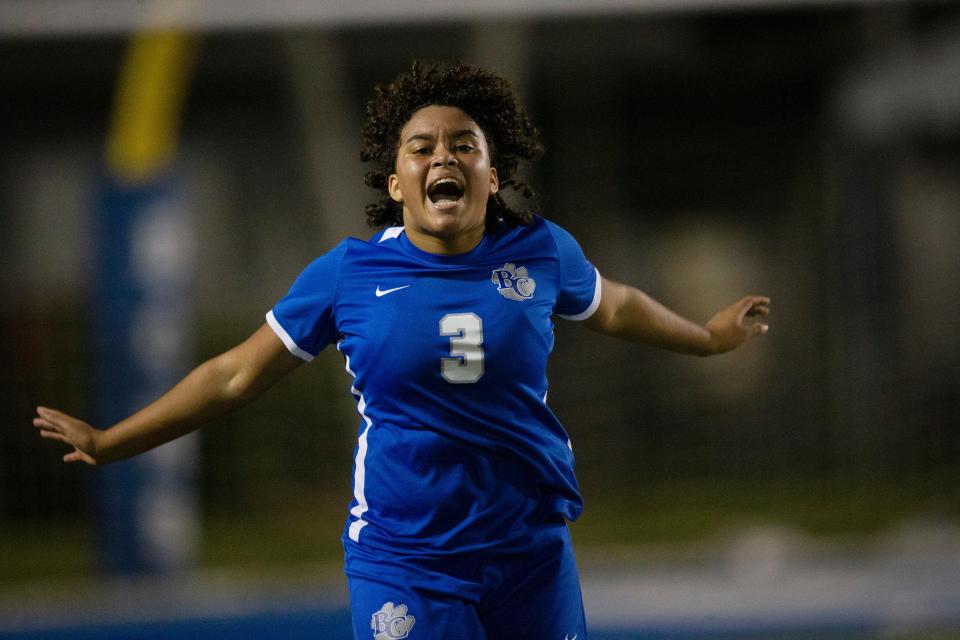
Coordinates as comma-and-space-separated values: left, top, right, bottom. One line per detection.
704, 296, 770, 354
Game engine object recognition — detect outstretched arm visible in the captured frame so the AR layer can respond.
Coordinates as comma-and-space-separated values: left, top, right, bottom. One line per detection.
33, 323, 303, 465
583, 276, 769, 356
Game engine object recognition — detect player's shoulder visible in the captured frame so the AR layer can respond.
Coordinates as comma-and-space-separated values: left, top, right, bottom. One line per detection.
339, 226, 406, 257
515, 214, 583, 255
291, 238, 351, 283
324, 229, 399, 259
489, 213, 552, 242
533, 215, 573, 241
477, 215, 578, 262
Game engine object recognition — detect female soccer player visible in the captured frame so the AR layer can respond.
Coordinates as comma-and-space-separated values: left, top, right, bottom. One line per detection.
34, 61, 769, 640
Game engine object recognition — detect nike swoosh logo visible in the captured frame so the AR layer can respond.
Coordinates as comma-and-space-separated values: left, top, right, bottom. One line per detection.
375, 285, 411, 297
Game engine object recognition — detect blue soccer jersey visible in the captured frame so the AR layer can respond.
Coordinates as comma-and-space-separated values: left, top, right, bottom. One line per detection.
267, 216, 601, 556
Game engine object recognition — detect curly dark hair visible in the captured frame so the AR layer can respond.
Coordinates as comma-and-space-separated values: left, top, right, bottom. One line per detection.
361, 61, 544, 228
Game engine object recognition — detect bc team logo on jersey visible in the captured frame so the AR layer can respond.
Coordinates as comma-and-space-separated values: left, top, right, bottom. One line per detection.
492, 263, 536, 301
371, 602, 416, 639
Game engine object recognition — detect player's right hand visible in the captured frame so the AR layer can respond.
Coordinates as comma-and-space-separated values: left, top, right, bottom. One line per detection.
33, 407, 101, 465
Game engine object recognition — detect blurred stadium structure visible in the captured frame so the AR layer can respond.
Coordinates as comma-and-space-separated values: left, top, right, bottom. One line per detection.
2, 0, 959, 637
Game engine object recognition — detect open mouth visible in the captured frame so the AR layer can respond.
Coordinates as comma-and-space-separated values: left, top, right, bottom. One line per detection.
427, 177, 465, 208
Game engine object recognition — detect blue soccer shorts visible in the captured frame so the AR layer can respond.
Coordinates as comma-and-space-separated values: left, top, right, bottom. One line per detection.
345, 519, 587, 640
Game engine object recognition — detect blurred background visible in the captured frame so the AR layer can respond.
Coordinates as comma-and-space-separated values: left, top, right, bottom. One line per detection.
2, 0, 959, 638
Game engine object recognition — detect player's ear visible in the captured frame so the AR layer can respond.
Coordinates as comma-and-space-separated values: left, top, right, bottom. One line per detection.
488, 167, 499, 195
388, 173, 403, 203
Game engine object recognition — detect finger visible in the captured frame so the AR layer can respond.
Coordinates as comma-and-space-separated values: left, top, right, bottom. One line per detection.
40, 430, 71, 444
36, 409, 87, 434
34, 417, 58, 430
37, 406, 69, 422
751, 322, 769, 337
34, 418, 72, 439
64, 450, 96, 465
739, 296, 771, 321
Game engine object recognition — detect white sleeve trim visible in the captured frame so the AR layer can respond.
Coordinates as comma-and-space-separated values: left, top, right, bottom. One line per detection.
557, 268, 602, 321
266, 309, 315, 362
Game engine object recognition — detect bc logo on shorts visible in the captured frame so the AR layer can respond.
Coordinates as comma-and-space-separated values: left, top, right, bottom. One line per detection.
371, 602, 416, 639
492, 263, 536, 301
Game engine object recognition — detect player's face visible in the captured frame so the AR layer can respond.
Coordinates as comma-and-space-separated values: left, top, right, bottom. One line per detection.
388, 105, 499, 254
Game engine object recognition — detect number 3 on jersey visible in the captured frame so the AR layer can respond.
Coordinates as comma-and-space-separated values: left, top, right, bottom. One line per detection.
440, 313, 484, 383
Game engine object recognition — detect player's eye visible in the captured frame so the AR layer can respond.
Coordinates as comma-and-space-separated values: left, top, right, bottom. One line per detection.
457, 144, 475, 152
